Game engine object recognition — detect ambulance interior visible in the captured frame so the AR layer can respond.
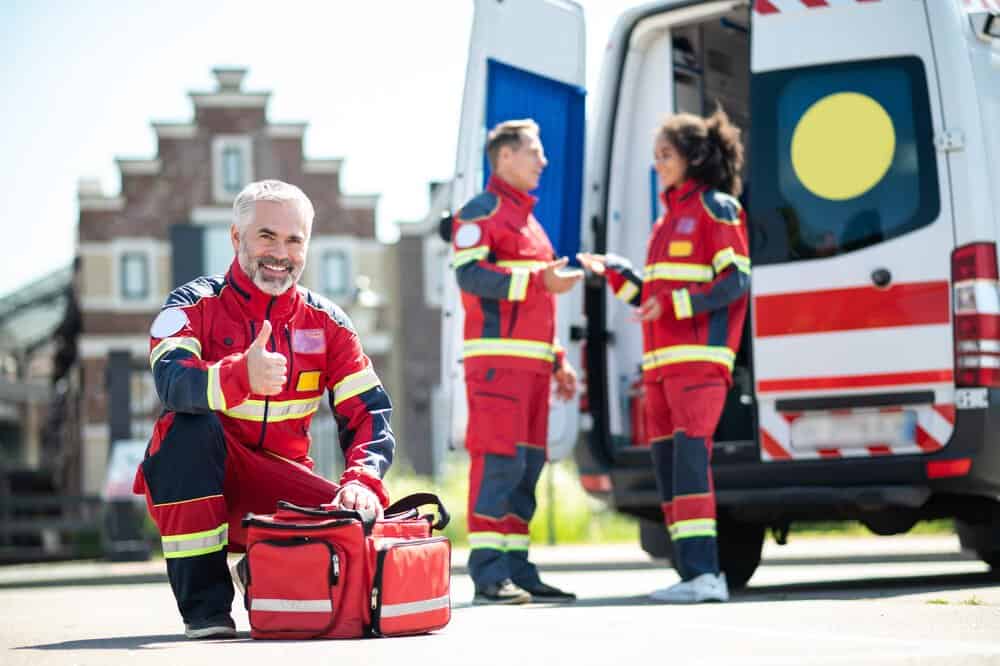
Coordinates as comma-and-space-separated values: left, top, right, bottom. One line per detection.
602, 6, 755, 453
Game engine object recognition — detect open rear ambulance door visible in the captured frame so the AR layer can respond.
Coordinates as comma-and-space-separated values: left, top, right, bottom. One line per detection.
443, 0, 587, 459
747, 0, 956, 462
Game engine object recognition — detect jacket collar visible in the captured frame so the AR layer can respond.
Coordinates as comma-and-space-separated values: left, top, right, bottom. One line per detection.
225, 258, 300, 322
487, 174, 537, 214
662, 179, 704, 210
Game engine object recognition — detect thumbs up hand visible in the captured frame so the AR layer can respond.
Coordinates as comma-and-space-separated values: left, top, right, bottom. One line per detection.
246, 321, 287, 396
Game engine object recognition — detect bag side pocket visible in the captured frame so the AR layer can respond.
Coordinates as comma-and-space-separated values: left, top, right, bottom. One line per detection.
369, 537, 451, 637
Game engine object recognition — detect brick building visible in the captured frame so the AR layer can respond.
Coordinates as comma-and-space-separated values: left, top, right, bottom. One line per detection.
76, 68, 392, 494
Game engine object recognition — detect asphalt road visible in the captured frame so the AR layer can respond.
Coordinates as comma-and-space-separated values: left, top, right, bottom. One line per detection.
2, 535, 999, 666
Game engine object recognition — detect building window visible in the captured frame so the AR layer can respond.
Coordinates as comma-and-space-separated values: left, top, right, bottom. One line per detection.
212, 135, 253, 203
321, 250, 351, 299
120, 252, 149, 300
222, 147, 244, 195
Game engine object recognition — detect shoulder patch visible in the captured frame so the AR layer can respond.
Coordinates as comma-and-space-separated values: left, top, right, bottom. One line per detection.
150, 308, 188, 338
454, 223, 482, 249
701, 190, 742, 225
298, 286, 356, 334
457, 191, 500, 224
164, 275, 226, 308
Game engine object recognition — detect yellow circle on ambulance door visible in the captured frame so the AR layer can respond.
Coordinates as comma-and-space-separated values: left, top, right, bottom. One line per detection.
791, 92, 895, 201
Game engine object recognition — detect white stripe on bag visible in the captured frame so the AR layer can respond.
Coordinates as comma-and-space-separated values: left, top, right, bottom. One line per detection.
380, 594, 450, 618
251, 598, 332, 612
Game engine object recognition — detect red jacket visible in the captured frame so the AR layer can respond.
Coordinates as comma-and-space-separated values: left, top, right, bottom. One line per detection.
452, 175, 564, 375
606, 179, 750, 383
135, 258, 394, 504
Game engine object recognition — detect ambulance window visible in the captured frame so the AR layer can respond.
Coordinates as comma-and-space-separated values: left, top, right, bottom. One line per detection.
748, 56, 939, 265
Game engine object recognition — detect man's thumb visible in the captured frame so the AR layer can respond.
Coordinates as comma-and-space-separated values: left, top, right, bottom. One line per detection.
547, 257, 569, 270
251, 321, 272, 350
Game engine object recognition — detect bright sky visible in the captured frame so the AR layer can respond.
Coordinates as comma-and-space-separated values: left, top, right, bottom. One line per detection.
0, 0, 638, 298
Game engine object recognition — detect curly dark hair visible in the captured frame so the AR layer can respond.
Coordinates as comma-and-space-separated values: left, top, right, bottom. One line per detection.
656, 106, 745, 197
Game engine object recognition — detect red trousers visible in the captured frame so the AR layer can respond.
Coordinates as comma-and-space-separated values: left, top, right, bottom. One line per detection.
645, 369, 728, 580
132, 412, 339, 623
464, 367, 550, 587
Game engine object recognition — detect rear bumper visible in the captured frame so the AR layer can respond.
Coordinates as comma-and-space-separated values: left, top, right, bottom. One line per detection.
601, 395, 1000, 522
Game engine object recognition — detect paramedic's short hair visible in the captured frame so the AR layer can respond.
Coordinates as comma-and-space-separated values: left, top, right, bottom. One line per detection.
233, 179, 315, 235
486, 119, 540, 171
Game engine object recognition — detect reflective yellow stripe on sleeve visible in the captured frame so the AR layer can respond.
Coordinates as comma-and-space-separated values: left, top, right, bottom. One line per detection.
206, 361, 227, 412
616, 281, 639, 303
712, 247, 751, 275
507, 267, 530, 301
452, 246, 490, 268
672, 289, 693, 320
332, 366, 382, 406
149, 336, 202, 369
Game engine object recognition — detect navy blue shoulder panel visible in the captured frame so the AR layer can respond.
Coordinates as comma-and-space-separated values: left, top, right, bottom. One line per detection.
163, 275, 225, 309
701, 189, 742, 225
298, 286, 356, 334
457, 191, 500, 223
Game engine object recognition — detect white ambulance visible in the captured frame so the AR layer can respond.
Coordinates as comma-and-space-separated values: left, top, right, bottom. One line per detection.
445, 0, 1000, 588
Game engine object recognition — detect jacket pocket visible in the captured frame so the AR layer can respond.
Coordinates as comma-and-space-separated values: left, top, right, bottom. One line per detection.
465, 389, 522, 457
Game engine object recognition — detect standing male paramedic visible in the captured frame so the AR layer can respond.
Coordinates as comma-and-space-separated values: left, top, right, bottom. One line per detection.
133, 179, 394, 638
452, 119, 581, 604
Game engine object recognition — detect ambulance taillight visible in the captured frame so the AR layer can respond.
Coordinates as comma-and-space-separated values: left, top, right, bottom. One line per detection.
952, 242, 1000, 387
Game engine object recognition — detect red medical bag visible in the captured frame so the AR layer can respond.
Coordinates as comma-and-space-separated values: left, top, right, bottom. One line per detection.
240, 493, 451, 639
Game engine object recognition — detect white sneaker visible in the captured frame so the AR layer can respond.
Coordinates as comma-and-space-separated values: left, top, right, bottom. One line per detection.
649, 572, 729, 603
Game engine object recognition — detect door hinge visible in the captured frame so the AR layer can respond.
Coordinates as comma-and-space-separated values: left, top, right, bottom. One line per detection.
935, 129, 965, 153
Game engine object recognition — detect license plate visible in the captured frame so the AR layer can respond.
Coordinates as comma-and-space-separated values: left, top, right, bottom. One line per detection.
789, 410, 917, 451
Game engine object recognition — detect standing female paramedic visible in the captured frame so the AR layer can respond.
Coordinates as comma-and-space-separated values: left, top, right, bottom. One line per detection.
578, 108, 750, 603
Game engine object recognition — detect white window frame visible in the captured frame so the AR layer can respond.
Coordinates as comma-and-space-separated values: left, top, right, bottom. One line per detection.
79, 239, 168, 312
119, 252, 150, 301
307, 236, 357, 301
211, 135, 253, 203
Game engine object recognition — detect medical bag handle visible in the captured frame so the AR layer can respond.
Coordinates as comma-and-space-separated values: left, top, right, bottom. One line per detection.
276, 500, 374, 528
383, 492, 450, 531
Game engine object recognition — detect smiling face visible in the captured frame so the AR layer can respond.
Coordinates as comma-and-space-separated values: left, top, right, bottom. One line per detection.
653, 136, 689, 191
231, 200, 310, 295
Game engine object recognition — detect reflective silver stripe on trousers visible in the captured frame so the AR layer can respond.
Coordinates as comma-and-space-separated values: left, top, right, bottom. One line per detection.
250, 598, 333, 612
379, 594, 451, 618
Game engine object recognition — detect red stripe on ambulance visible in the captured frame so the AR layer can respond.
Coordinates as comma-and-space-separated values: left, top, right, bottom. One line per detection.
758, 369, 954, 394
754, 0, 881, 14
754, 281, 950, 337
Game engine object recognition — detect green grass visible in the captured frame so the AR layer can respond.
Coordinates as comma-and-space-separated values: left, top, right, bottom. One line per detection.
926, 598, 950, 605
792, 519, 954, 538
383, 457, 637, 547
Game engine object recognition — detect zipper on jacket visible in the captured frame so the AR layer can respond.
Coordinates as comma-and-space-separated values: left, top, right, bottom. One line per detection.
255, 297, 276, 449
284, 326, 295, 392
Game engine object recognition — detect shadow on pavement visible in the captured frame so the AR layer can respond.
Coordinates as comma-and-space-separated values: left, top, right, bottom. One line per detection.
450, 560, 661, 576
760, 552, 975, 567
16, 634, 196, 650
739, 570, 1000, 602
0, 573, 167, 590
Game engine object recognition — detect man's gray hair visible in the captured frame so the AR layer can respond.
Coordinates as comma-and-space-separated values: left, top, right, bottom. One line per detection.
232, 179, 315, 235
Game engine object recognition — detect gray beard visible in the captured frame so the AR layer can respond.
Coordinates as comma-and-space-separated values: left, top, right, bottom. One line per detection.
238, 245, 298, 296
